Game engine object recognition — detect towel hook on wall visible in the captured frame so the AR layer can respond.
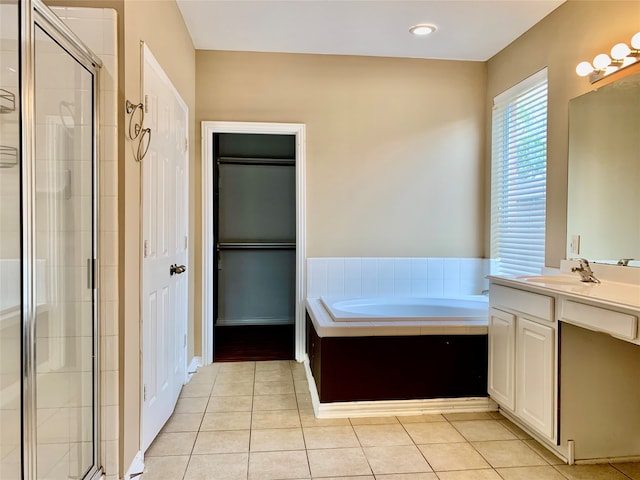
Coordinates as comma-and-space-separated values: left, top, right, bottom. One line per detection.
125, 99, 143, 140
125, 99, 151, 162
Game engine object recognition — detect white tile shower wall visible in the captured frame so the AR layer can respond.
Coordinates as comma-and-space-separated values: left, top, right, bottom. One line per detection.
53, 7, 119, 479
0, 5, 21, 263
307, 257, 490, 299
1, 7, 24, 479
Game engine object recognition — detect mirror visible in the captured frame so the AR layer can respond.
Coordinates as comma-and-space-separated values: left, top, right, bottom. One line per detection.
566, 71, 640, 267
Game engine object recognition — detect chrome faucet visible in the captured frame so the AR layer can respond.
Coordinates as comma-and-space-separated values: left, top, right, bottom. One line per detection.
617, 258, 634, 266
571, 258, 600, 283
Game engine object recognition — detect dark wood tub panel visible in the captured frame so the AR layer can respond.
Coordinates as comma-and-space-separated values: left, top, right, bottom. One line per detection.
307, 313, 488, 403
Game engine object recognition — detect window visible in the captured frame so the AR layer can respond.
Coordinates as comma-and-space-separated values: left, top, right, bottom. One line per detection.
491, 69, 548, 276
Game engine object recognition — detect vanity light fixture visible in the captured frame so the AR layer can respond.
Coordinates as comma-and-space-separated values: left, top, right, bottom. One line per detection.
576, 31, 640, 83
409, 23, 437, 36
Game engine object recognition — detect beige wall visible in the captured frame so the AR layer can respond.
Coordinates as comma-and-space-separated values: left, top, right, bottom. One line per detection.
196, 51, 487, 257
122, 0, 195, 472
485, 0, 640, 267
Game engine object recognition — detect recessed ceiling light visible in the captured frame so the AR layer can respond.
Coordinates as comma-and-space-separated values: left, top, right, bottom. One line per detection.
409, 24, 437, 36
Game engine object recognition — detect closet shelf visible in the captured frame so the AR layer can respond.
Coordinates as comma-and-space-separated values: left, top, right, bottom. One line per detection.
217, 242, 295, 250
217, 156, 295, 167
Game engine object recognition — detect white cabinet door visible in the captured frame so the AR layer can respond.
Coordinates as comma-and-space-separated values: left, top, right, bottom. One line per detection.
517, 316, 555, 439
488, 308, 516, 410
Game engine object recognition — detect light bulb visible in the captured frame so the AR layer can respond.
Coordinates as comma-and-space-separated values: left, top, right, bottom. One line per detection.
631, 32, 640, 50
576, 61, 594, 77
611, 42, 631, 60
409, 24, 437, 36
593, 53, 611, 69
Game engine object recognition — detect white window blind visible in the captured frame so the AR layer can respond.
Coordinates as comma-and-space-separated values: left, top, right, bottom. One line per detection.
491, 69, 548, 276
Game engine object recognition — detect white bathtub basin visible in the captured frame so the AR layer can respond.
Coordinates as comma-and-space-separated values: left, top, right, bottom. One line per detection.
320, 296, 489, 323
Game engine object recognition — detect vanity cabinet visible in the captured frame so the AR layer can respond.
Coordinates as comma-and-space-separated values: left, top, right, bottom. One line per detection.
487, 308, 515, 410
516, 317, 554, 438
488, 284, 556, 441
489, 267, 640, 463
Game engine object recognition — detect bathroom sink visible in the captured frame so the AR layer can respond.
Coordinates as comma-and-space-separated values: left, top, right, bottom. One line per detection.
504, 275, 640, 310
515, 275, 580, 286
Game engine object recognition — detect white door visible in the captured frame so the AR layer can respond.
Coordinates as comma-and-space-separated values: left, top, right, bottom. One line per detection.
488, 307, 516, 411
516, 316, 555, 439
141, 44, 189, 452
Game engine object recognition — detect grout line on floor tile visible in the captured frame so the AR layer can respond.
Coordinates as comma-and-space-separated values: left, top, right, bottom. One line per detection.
146, 361, 640, 480
611, 463, 637, 480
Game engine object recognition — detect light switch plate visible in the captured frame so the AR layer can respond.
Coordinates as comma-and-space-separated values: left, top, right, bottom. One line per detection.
570, 234, 580, 254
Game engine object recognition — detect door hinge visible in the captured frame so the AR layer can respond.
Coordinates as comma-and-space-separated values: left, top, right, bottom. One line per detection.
143, 384, 147, 402
184, 235, 188, 249
144, 95, 149, 114
144, 240, 148, 258
185, 138, 188, 152
184, 334, 187, 347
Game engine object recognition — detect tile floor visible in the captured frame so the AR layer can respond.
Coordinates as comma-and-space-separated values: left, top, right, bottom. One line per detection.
142, 361, 640, 480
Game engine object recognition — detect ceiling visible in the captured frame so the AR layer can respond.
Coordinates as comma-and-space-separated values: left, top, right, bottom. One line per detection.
176, 0, 565, 62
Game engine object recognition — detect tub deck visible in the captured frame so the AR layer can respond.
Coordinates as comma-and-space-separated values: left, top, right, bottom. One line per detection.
321, 295, 489, 323
306, 298, 488, 337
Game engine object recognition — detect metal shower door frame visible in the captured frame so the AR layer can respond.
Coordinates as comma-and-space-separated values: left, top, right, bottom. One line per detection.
20, 1, 103, 479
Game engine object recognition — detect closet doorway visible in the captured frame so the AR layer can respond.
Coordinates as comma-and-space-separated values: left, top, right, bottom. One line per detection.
201, 122, 306, 364
214, 133, 295, 361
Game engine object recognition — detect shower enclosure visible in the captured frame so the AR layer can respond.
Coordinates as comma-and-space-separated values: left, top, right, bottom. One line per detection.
1, 1, 102, 479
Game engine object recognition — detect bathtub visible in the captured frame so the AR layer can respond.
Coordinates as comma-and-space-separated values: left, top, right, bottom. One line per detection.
320, 295, 488, 323
305, 295, 490, 406
306, 295, 488, 337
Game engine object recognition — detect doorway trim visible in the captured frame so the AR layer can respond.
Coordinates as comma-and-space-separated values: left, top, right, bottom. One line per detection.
201, 121, 306, 364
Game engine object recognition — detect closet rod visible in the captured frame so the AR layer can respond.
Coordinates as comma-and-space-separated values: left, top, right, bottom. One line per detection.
217, 156, 295, 166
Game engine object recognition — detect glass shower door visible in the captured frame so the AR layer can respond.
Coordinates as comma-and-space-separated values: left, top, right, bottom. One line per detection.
0, 1, 22, 478
33, 24, 96, 480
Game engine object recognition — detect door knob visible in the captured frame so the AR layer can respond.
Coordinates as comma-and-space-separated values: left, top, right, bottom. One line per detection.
170, 264, 187, 276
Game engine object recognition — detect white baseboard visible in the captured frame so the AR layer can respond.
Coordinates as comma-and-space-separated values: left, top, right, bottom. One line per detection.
301, 355, 321, 416
302, 354, 498, 419
124, 450, 144, 480
186, 356, 203, 382
577, 455, 640, 465
316, 396, 498, 418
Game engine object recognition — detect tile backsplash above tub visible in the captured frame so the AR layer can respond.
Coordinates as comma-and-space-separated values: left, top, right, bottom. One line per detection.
307, 257, 490, 299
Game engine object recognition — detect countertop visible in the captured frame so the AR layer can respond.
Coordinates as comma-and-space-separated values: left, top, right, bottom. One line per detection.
487, 274, 640, 312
